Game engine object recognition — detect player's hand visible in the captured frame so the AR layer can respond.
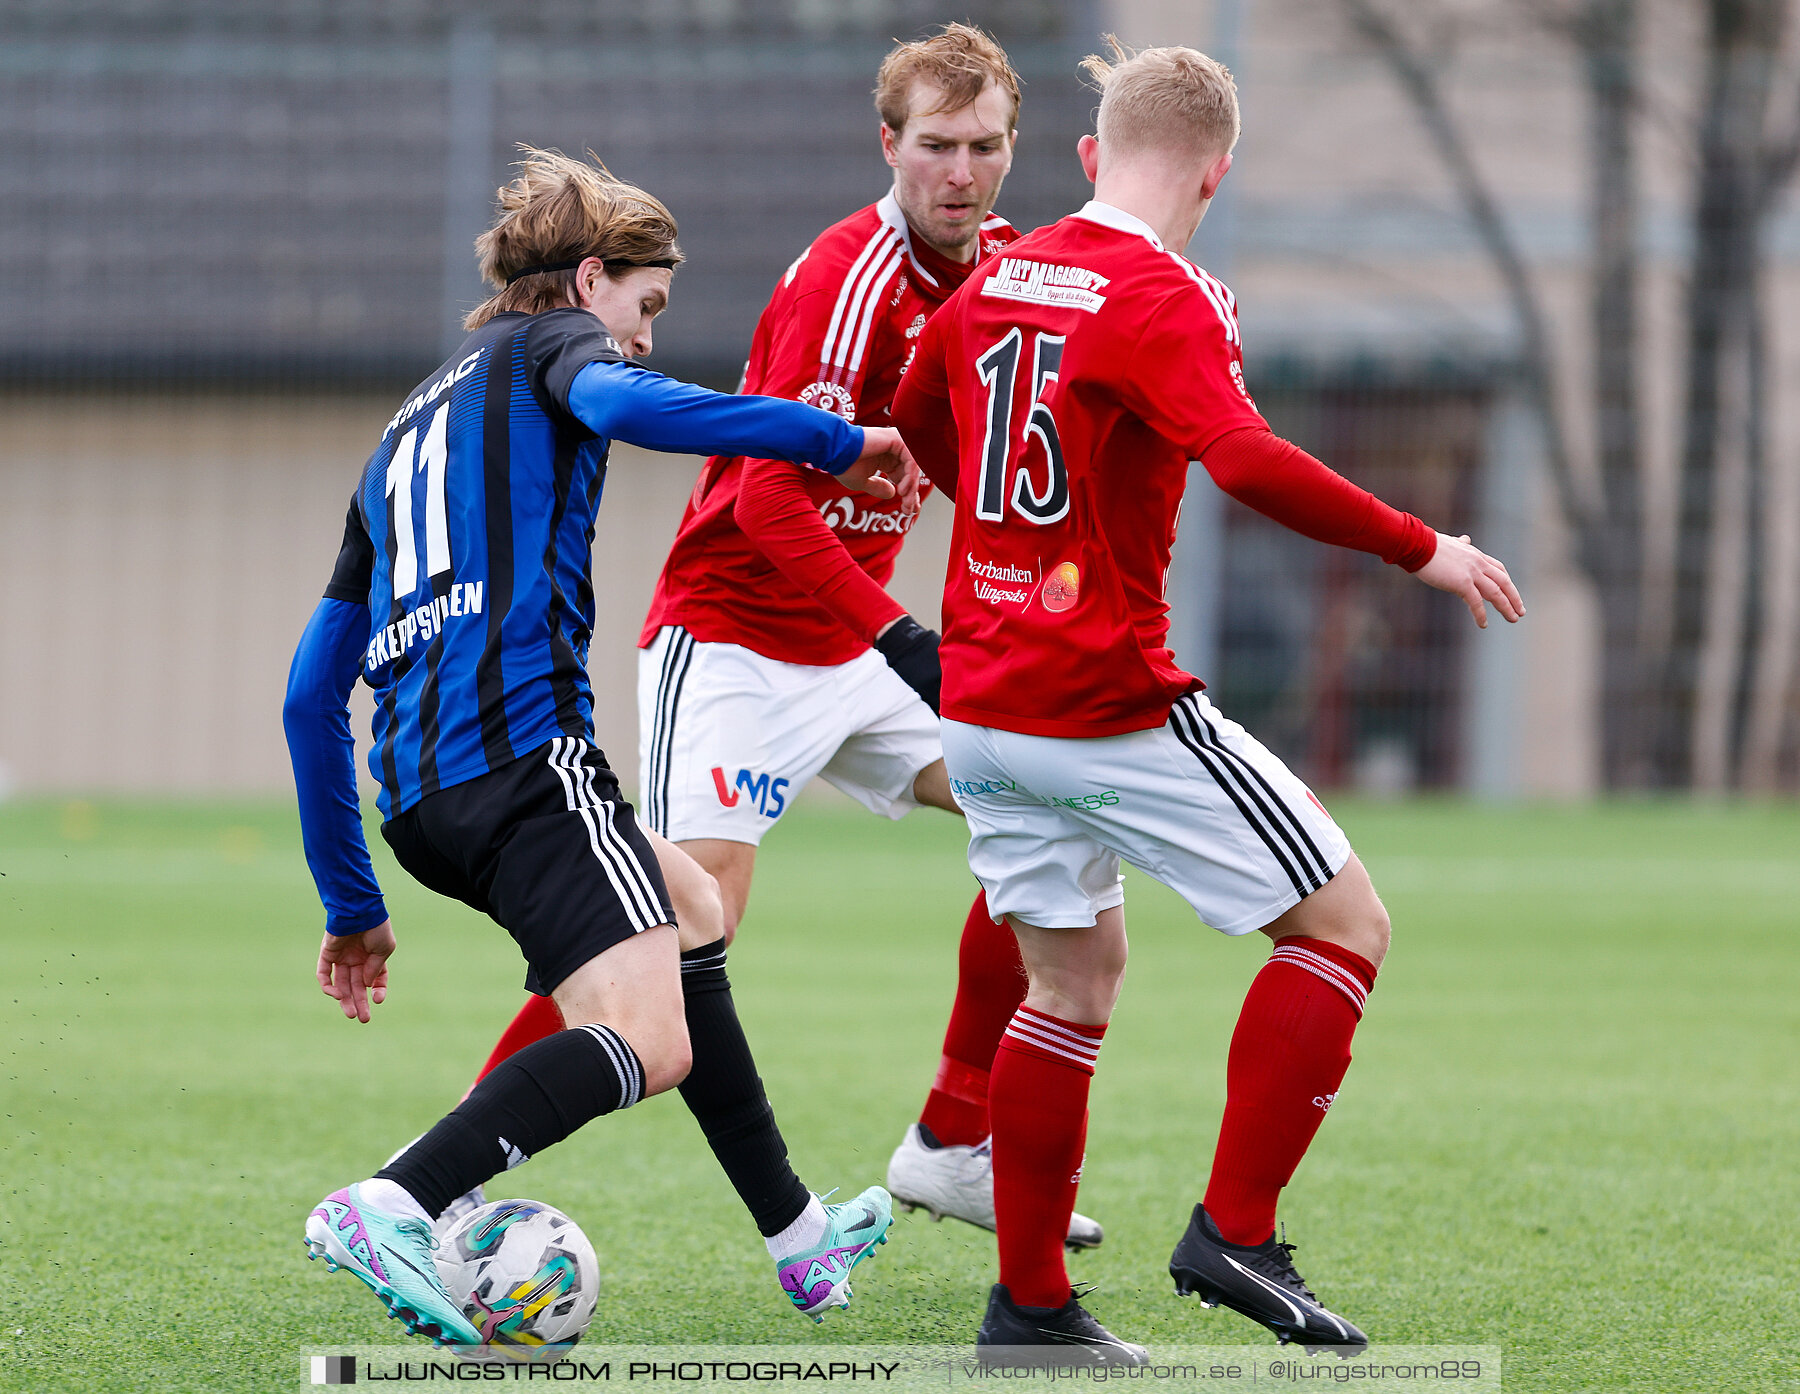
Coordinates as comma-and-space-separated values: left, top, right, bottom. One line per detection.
316, 921, 396, 1024
1415, 533, 1525, 629
838, 427, 922, 516
873, 614, 942, 713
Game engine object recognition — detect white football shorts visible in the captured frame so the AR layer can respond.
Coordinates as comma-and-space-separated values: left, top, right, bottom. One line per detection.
940, 691, 1351, 934
636, 625, 941, 845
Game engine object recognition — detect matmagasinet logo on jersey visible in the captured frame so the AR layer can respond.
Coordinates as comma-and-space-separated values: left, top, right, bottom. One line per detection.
798, 380, 856, 420
1230, 359, 1256, 406
711, 767, 790, 818
819, 497, 915, 535
981, 257, 1110, 313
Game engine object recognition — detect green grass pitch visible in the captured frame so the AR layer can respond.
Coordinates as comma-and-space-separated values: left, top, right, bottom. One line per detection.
1, 795, 1796, 1391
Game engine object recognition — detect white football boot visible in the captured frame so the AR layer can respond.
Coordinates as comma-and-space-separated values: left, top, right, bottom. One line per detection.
886, 1124, 1105, 1249
383, 1136, 487, 1235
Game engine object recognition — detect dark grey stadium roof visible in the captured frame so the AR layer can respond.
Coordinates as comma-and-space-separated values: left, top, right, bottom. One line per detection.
2, 0, 1102, 386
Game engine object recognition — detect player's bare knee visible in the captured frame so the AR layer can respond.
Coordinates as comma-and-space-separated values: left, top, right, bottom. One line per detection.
1271, 885, 1389, 968
606, 1005, 691, 1096
1025, 974, 1120, 1025
673, 870, 726, 952
1328, 864, 1390, 967
718, 880, 752, 942
1359, 897, 1392, 968
545, 1002, 688, 1097
1023, 954, 1126, 1024
639, 1029, 692, 1097
723, 881, 749, 936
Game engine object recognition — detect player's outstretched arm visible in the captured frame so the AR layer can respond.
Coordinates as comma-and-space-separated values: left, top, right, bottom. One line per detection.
735, 459, 911, 631
1200, 427, 1526, 625
565, 360, 915, 504
1414, 532, 1525, 628
284, 594, 393, 1018
316, 921, 396, 1024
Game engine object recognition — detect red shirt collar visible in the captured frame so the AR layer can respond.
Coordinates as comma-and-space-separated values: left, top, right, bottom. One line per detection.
875, 190, 991, 301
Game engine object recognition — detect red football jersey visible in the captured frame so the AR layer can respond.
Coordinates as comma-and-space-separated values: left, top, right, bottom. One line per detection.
639, 194, 1019, 666
897, 200, 1268, 737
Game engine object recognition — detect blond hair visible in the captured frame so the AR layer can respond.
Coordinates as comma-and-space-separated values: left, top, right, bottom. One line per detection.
1079, 36, 1239, 160
874, 22, 1021, 134
464, 147, 683, 331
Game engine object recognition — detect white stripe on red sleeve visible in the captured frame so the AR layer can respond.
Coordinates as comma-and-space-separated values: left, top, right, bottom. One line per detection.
819, 226, 896, 372
1167, 256, 1241, 345
832, 241, 903, 375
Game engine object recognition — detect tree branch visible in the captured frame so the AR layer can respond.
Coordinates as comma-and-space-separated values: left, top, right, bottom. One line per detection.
1757, 91, 1800, 214
1340, 0, 1600, 567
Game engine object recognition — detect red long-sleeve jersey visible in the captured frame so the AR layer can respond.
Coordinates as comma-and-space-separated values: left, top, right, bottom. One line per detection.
639, 193, 1020, 666
893, 200, 1433, 738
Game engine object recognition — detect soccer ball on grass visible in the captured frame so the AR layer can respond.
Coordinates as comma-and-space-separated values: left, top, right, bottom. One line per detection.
433, 1199, 599, 1360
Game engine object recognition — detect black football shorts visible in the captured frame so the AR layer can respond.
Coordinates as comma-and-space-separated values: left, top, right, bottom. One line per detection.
382, 736, 675, 995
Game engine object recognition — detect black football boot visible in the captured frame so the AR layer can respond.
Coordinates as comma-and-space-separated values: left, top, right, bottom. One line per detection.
975, 1283, 1149, 1368
1169, 1204, 1368, 1355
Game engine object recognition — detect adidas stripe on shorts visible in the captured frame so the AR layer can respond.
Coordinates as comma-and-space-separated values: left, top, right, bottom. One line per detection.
940, 691, 1350, 934
636, 625, 941, 845
380, 736, 675, 996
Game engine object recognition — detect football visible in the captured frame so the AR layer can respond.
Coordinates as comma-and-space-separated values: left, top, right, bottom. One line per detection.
432, 1199, 599, 1359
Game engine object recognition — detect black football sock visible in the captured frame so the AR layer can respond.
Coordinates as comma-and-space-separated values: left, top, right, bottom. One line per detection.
378, 1023, 644, 1219
677, 938, 811, 1238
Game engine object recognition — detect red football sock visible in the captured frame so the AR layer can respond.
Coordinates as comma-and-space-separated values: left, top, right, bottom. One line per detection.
1204, 936, 1377, 1246
990, 1005, 1106, 1309
918, 891, 1027, 1146
471, 994, 565, 1088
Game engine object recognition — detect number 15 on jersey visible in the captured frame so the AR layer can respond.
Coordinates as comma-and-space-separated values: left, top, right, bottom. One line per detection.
975, 326, 1069, 527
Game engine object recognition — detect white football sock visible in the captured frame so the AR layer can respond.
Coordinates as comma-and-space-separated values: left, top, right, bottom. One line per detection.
358, 1177, 432, 1225
764, 1195, 828, 1258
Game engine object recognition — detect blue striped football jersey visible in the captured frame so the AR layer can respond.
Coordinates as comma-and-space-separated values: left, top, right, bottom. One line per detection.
325, 309, 630, 818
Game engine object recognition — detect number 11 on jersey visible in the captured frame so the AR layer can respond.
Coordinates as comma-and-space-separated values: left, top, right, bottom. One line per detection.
385, 402, 451, 601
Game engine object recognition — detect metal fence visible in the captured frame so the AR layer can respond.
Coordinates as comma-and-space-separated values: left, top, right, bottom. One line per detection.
1215, 373, 1493, 792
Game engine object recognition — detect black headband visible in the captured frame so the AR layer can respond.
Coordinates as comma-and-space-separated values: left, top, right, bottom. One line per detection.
505, 255, 678, 284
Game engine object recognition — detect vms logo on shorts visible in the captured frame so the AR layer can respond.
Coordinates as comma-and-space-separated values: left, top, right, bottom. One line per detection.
711, 767, 790, 818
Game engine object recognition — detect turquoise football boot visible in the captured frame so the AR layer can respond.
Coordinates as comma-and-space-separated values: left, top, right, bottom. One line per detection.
774, 1186, 894, 1321
305, 1183, 483, 1347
